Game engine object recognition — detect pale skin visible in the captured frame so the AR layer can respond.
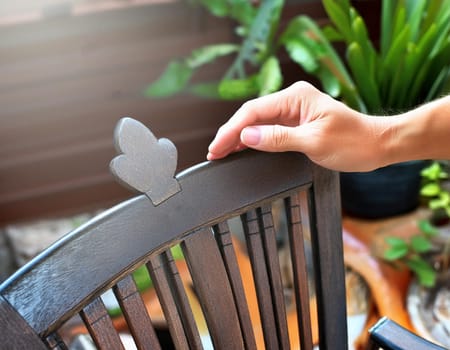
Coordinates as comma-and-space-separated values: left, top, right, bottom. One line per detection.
207, 81, 450, 172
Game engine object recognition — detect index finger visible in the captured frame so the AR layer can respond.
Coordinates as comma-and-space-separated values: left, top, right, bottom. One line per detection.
207, 85, 302, 159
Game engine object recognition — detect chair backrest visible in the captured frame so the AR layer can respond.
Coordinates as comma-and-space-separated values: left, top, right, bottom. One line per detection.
0, 118, 347, 350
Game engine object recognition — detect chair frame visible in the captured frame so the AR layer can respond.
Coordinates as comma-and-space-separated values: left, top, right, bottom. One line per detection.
0, 118, 346, 349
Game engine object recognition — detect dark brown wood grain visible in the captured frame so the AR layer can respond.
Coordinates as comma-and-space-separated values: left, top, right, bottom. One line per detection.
258, 204, 290, 350
310, 164, 347, 349
182, 228, 245, 349
286, 191, 314, 350
0, 146, 352, 349
80, 297, 124, 350
213, 220, 257, 350
0, 295, 47, 349
147, 252, 201, 350
113, 275, 161, 350
241, 208, 280, 349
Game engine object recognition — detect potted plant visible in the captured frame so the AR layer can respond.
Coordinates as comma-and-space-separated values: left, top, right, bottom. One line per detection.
146, 0, 450, 218
383, 161, 450, 347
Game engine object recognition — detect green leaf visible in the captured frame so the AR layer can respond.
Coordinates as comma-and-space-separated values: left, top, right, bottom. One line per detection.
218, 75, 260, 100
391, 5, 407, 48
322, 0, 353, 43
227, 0, 257, 26
380, 24, 410, 94
423, 63, 450, 103
258, 56, 282, 96
284, 40, 318, 72
224, 0, 283, 79
380, 0, 396, 57
322, 25, 344, 42
346, 42, 381, 112
411, 235, 432, 253
421, 162, 443, 180
133, 265, 153, 292
406, 256, 437, 287
170, 244, 184, 260
384, 236, 409, 261
351, 15, 373, 55
417, 219, 439, 237
340, 84, 367, 113
384, 245, 409, 261
196, 0, 229, 17
420, 183, 441, 197
281, 16, 351, 83
316, 62, 341, 98
431, 1, 450, 51
188, 82, 221, 99
406, 23, 441, 105
385, 236, 409, 249
429, 192, 450, 210
405, 0, 427, 42
144, 61, 193, 98
422, 0, 443, 32
280, 15, 360, 106
187, 44, 239, 69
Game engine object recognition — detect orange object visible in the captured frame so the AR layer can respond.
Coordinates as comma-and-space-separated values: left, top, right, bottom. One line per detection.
343, 229, 414, 332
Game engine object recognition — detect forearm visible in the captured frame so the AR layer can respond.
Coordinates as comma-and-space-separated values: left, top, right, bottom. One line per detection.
386, 95, 450, 164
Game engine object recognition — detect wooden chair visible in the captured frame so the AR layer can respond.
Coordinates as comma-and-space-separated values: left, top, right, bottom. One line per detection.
0, 118, 444, 349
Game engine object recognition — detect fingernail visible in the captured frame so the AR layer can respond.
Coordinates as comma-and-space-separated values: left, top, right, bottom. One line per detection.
241, 127, 261, 146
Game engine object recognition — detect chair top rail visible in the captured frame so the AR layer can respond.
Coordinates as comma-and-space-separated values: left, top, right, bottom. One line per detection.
0, 149, 312, 336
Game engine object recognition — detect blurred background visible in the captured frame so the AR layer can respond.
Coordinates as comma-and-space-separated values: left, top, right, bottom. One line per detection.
0, 0, 245, 225
0, 0, 379, 225
0, 0, 379, 282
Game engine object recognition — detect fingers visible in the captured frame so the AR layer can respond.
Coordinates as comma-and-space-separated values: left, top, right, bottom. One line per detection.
240, 125, 306, 153
207, 83, 309, 160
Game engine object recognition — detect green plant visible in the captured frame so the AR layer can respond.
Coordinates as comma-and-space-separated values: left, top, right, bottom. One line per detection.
420, 161, 450, 219
146, 0, 450, 114
383, 162, 450, 288
383, 219, 439, 287
146, 0, 284, 100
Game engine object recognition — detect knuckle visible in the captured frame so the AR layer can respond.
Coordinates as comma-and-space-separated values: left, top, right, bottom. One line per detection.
291, 80, 313, 93
241, 99, 256, 112
271, 125, 289, 147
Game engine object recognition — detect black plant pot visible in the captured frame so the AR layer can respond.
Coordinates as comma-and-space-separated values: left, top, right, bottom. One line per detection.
340, 161, 428, 219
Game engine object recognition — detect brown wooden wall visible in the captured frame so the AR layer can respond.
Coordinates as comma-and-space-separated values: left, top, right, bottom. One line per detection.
0, 0, 379, 225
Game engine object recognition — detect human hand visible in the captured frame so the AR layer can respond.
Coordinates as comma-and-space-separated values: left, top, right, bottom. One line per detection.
207, 81, 394, 172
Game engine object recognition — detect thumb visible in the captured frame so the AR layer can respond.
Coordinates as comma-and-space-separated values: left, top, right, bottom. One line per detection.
240, 125, 304, 152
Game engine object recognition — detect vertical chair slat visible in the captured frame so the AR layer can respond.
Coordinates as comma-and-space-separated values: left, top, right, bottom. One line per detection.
242, 209, 279, 350
147, 251, 202, 350
182, 228, 245, 349
113, 274, 161, 350
310, 166, 346, 349
259, 204, 290, 350
213, 221, 257, 350
80, 297, 124, 350
286, 191, 314, 350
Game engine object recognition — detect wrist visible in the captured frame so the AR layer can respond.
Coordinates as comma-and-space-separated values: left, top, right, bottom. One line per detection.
384, 98, 450, 162
366, 116, 405, 168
